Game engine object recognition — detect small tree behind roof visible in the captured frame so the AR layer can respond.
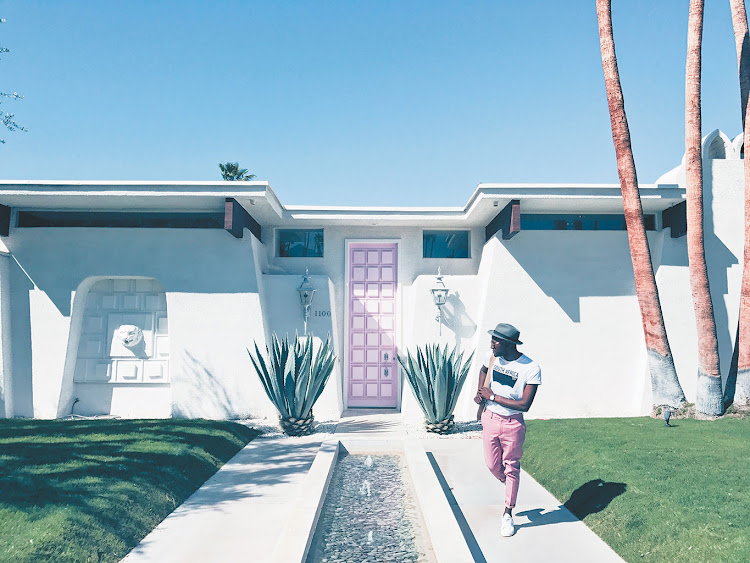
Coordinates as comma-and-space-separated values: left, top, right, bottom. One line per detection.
219, 162, 256, 181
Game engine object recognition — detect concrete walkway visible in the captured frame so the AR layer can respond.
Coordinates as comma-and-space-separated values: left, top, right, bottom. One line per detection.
122, 411, 623, 562
424, 439, 622, 562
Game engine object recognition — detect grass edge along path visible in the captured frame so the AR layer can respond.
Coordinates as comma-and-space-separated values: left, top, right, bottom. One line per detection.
0, 419, 260, 563
523, 416, 750, 563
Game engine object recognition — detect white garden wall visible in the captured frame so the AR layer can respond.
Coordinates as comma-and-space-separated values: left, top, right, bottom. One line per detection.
260, 274, 342, 421
657, 159, 745, 405
454, 231, 654, 420
4, 226, 270, 419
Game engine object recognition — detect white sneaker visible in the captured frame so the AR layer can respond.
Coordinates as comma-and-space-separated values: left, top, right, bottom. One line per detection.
500, 513, 515, 537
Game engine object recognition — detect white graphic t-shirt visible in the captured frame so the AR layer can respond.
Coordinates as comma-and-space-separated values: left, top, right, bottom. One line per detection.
483, 350, 541, 416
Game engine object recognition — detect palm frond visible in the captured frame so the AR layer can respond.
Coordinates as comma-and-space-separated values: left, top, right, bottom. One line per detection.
219, 161, 257, 181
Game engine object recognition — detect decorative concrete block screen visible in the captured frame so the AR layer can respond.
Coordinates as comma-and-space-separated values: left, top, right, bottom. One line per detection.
74, 278, 169, 384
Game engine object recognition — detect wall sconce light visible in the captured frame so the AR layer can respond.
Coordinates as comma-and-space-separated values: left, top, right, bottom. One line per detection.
297, 268, 316, 335
430, 267, 450, 335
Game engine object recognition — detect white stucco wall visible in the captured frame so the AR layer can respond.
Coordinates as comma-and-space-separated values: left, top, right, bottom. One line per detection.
260, 226, 484, 417
0, 251, 11, 417
4, 226, 270, 419
258, 222, 671, 420
400, 275, 483, 420
657, 159, 745, 403
256, 216, 744, 421
260, 274, 342, 421
1, 159, 744, 421
705, 160, 745, 391
453, 231, 655, 420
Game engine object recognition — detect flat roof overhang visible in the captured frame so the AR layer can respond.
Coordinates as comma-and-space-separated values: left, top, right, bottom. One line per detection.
0, 181, 685, 230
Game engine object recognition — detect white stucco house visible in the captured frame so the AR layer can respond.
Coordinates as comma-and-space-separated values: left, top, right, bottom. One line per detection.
0, 129, 745, 422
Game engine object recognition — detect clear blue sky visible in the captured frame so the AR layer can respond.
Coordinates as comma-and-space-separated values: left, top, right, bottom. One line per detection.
0, 1, 743, 206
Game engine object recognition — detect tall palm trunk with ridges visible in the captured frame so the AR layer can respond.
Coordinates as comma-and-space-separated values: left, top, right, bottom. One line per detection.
731, 0, 750, 130
686, 0, 723, 415
596, 0, 686, 408
727, 0, 750, 407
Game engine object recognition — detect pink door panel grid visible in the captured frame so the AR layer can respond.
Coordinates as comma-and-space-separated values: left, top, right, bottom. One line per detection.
347, 243, 398, 407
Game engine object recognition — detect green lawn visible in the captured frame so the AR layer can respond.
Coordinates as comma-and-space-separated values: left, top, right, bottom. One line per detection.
523, 416, 750, 563
0, 419, 259, 563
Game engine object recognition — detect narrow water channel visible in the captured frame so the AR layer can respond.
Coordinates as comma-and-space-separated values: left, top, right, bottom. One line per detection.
306, 452, 435, 563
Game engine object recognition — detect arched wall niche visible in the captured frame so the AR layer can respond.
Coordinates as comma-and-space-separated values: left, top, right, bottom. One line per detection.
61, 275, 171, 418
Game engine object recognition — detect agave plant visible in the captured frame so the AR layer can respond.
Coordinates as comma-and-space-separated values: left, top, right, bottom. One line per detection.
398, 344, 474, 434
248, 333, 336, 436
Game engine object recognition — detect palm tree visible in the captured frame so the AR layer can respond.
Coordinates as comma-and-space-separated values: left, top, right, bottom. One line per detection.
219, 162, 256, 181
685, 0, 723, 415
596, 0, 686, 409
727, 0, 750, 407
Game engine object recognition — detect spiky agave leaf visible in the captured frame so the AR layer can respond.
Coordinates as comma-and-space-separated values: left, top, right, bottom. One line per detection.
398, 343, 474, 424
269, 334, 292, 416
397, 353, 421, 410
448, 348, 463, 405
292, 335, 314, 418
292, 339, 306, 414
299, 336, 316, 415
249, 332, 338, 423
282, 337, 297, 415
248, 344, 273, 400
433, 345, 448, 419
248, 339, 291, 417
447, 351, 474, 416
444, 344, 459, 407
399, 350, 435, 421
414, 349, 434, 419
305, 335, 337, 415
420, 346, 435, 418
280, 336, 295, 415
446, 344, 457, 402
274, 336, 291, 416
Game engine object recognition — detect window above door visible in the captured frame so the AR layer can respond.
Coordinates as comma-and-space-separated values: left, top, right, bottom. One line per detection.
423, 230, 470, 258
277, 229, 324, 257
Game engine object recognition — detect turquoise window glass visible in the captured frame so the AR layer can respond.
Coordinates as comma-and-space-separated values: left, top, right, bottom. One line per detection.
278, 229, 324, 257
520, 214, 656, 231
423, 230, 470, 258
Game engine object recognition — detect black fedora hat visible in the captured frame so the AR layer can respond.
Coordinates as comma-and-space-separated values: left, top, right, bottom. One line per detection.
487, 323, 523, 345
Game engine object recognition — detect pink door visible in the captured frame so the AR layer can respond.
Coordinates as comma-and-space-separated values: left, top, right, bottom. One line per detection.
347, 242, 398, 408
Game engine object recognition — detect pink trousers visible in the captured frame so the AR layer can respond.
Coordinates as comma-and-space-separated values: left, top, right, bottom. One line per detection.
481, 409, 526, 508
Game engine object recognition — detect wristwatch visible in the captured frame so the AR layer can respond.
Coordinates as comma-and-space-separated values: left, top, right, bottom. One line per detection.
489, 394, 495, 402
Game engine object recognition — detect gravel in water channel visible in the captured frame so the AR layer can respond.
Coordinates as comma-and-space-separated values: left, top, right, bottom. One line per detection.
306, 453, 435, 563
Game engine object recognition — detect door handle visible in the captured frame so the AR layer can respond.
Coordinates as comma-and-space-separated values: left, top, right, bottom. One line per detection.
384, 368, 389, 377
383, 352, 389, 361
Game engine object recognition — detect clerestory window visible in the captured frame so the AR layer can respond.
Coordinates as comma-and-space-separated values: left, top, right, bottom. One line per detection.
520, 214, 656, 231
277, 229, 324, 257
423, 230, 470, 258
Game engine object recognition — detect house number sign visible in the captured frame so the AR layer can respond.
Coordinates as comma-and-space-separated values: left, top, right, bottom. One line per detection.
314, 310, 331, 317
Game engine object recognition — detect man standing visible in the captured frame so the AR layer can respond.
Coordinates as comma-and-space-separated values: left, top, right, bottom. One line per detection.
474, 323, 541, 537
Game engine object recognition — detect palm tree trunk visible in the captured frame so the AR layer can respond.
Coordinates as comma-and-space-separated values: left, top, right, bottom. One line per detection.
686, 0, 723, 415
724, 0, 750, 407
726, 0, 750, 408
596, 0, 686, 408
736, 99, 750, 405
730, 0, 750, 130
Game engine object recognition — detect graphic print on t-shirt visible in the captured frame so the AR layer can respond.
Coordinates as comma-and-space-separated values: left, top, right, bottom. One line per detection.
492, 366, 519, 388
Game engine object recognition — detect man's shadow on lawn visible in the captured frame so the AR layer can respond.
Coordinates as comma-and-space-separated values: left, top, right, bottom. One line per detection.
517, 479, 626, 529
